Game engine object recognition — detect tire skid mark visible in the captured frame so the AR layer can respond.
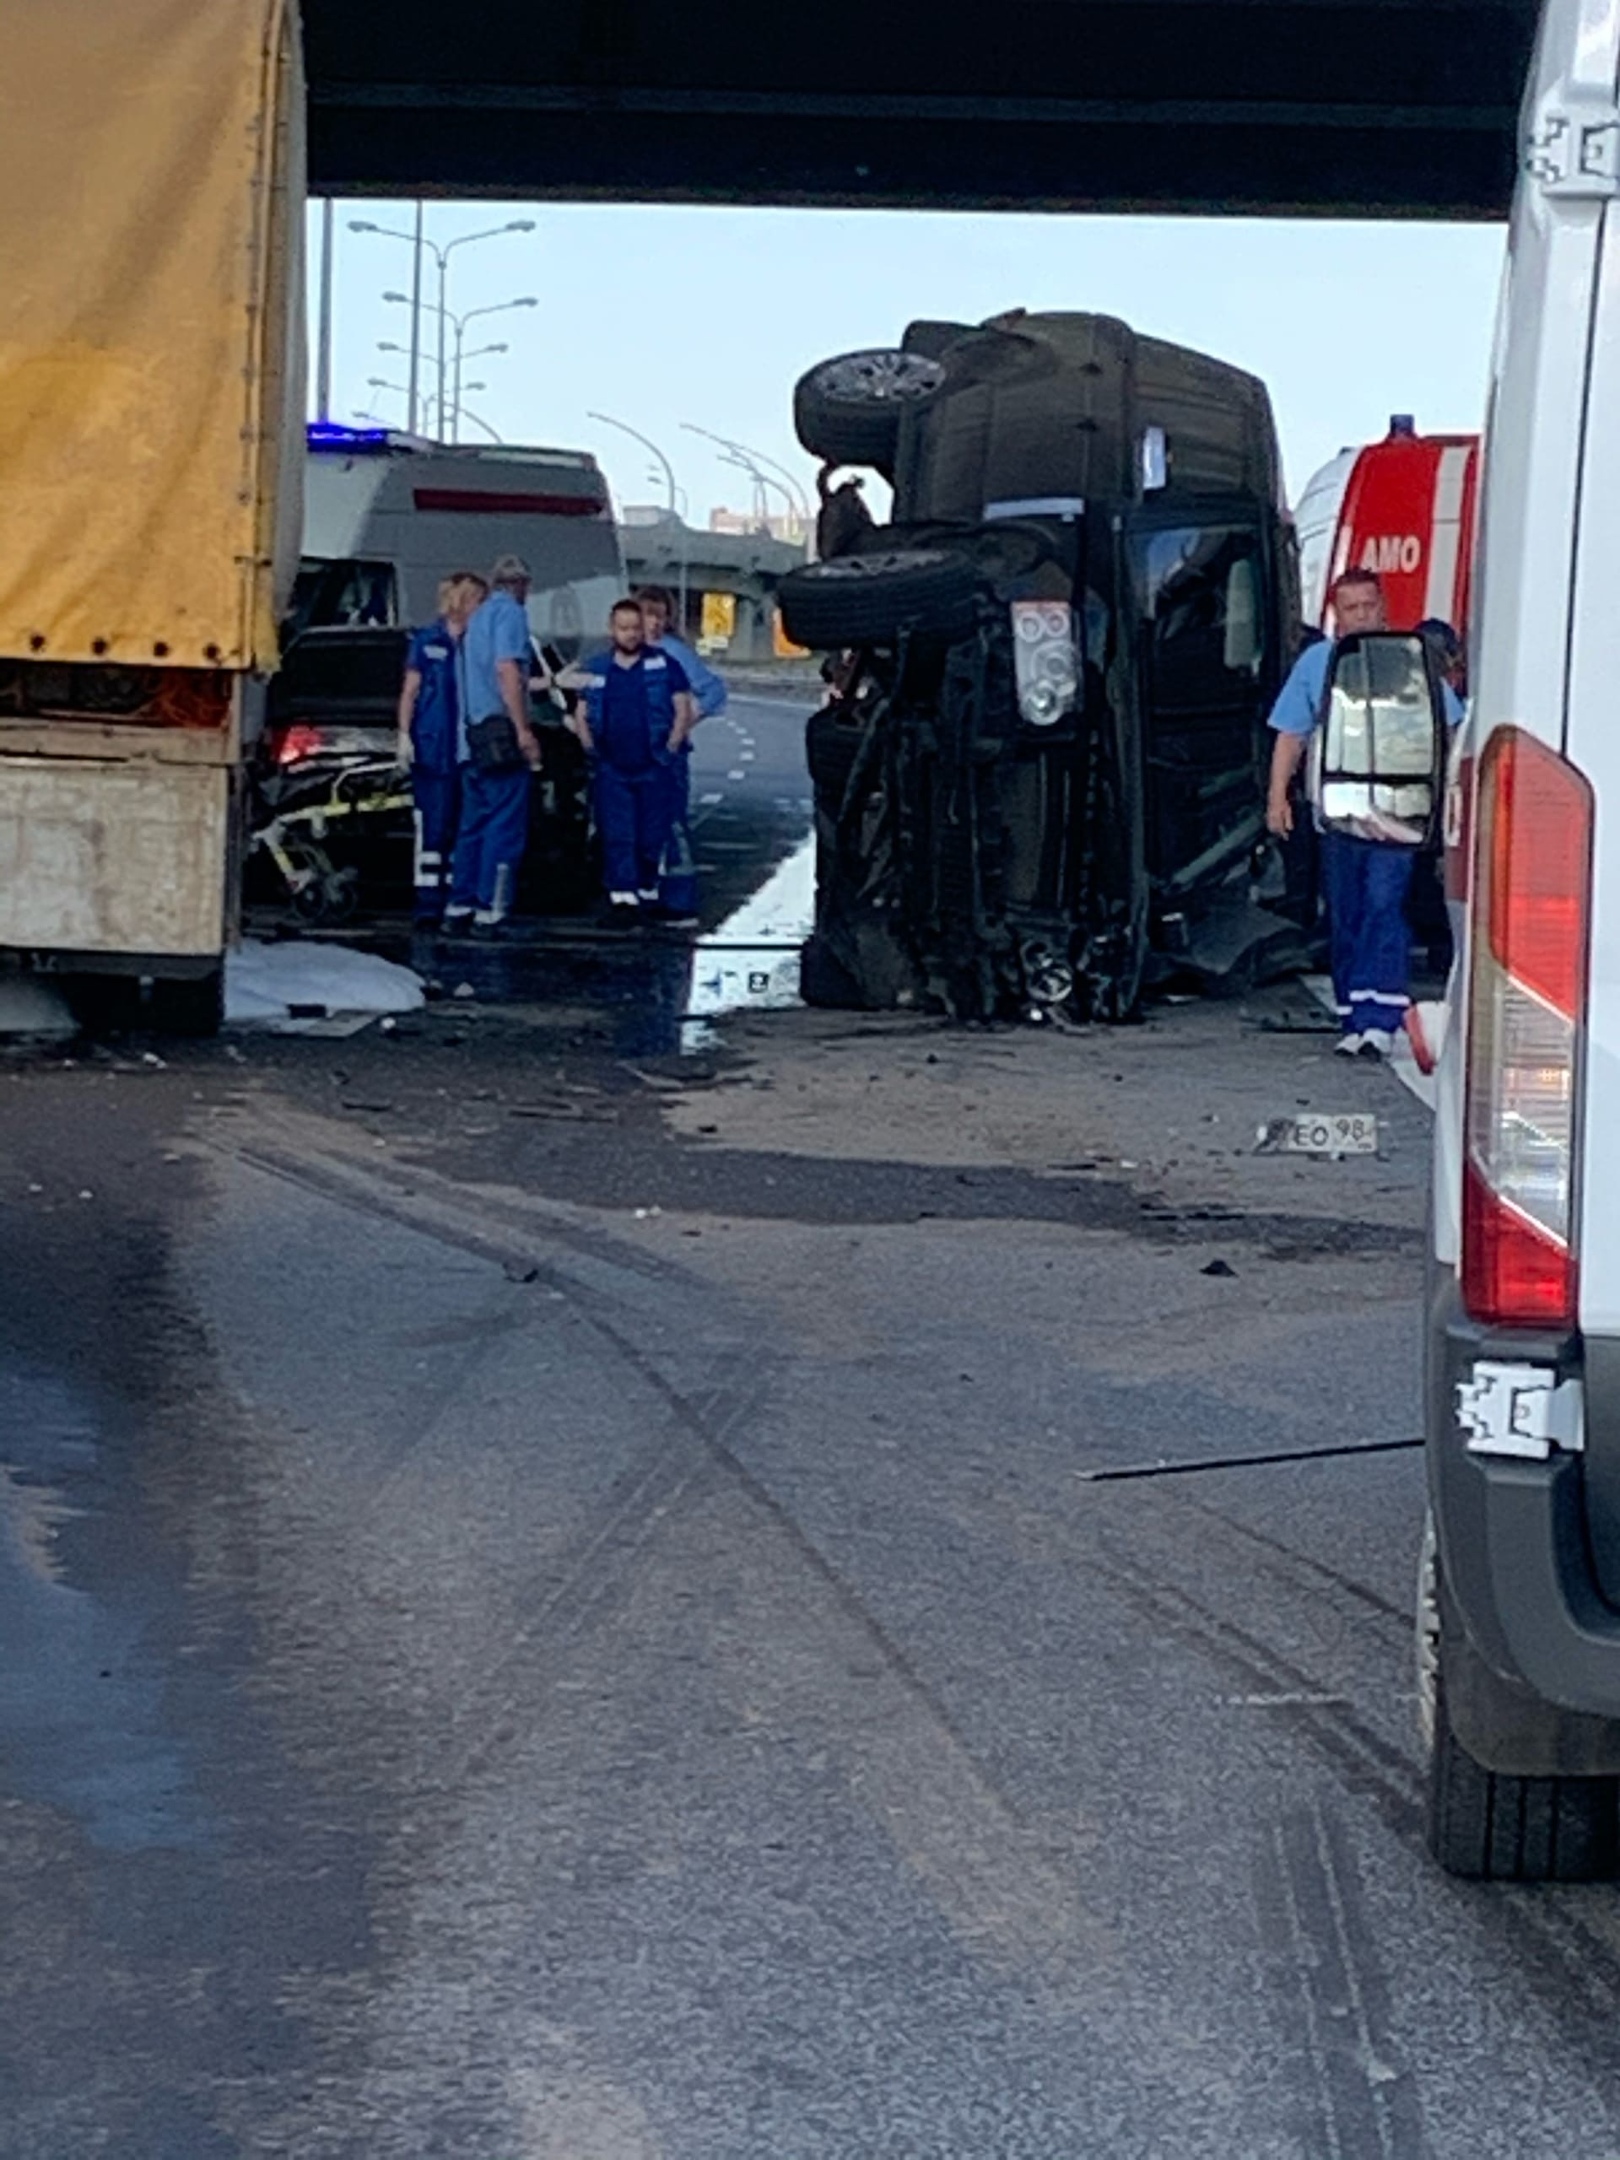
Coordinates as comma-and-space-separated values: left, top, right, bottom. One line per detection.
1096, 1507, 1620, 2102
1256, 1801, 1427, 2159
1090, 1534, 1423, 1836
1171, 1490, 1415, 1638
210, 1112, 1099, 1979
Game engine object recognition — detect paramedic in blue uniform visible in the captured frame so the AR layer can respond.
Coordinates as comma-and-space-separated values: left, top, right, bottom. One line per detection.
633, 583, 727, 922
396, 572, 484, 926
443, 554, 543, 937
574, 598, 696, 923
1265, 567, 1460, 1057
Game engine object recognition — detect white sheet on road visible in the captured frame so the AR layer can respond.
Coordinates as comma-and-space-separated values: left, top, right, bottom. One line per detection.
226, 939, 424, 1031
0, 978, 74, 1038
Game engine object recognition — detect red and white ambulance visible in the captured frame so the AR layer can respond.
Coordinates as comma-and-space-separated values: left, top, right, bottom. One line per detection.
1294, 416, 1480, 637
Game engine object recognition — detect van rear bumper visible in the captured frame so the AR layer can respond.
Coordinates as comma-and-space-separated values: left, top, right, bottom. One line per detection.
1429, 1279, 1620, 1728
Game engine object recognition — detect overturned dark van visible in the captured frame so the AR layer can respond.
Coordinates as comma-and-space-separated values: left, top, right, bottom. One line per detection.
780, 311, 1303, 1021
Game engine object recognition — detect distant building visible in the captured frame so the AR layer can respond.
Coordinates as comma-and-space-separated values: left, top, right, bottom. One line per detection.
616, 511, 808, 661
709, 505, 809, 546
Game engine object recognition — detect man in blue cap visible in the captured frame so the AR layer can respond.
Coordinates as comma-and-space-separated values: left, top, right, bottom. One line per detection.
443, 554, 543, 937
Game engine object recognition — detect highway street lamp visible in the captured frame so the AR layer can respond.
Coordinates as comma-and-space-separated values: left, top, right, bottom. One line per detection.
682, 422, 812, 529
353, 213, 535, 434
379, 337, 510, 438
369, 376, 500, 445
386, 293, 536, 442
587, 411, 689, 622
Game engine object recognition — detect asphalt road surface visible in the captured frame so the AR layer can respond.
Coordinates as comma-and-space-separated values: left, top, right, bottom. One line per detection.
4, 718, 1620, 2154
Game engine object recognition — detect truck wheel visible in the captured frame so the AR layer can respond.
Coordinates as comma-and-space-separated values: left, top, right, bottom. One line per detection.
779, 549, 978, 650
65, 972, 142, 1037
151, 968, 224, 1039
1419, 1517, 1620, 1880
793, 349, 945, 470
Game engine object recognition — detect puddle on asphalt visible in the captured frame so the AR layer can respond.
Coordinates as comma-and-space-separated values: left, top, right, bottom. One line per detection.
244, 826, 819, 1059
681, 831, 814, 1042
0, 1362, 212, 1851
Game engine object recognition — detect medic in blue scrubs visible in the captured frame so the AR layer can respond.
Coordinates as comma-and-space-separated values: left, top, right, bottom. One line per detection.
396, 573, 482, 926
633, 583, 727, 923
574, 598, 696, 923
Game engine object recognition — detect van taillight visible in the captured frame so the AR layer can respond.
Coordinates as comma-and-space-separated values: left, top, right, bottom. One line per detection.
1462, 727, 1593, 1329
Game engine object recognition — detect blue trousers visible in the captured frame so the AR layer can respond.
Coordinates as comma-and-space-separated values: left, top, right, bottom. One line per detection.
659, 744, 698, 915
448, 764, 530, 915
410, 764, 461, 916
594, 759, 672, 898
1321, 829, 1415, 1036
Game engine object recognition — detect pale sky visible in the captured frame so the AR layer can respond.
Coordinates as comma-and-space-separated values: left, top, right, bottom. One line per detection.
309, 200, 1506, 519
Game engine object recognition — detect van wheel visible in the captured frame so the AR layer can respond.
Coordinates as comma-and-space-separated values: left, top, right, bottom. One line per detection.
151, 968, 224, 1039
793, 348, 945, 471
779, 549, 978, 650
1419, 1516, 1620, 1880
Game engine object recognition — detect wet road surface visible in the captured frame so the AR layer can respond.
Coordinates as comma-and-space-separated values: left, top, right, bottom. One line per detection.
4, 695, 1620, 2154
278, 692, 818, 1062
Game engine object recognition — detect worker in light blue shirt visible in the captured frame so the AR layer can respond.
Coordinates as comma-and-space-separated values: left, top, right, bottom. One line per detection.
1266, 569, 1461, 1058
443, 555, 543, 936
634, 584, 727, 923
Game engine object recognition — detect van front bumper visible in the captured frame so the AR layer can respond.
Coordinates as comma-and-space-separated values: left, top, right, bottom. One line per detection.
1429, 1279, 1620, 1727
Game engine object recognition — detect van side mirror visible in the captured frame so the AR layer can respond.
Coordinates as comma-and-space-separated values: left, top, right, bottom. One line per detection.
1307, 631, 1446, 845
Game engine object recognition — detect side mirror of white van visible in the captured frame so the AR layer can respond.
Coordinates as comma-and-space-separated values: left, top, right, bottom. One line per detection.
1307, 631, 1447, 846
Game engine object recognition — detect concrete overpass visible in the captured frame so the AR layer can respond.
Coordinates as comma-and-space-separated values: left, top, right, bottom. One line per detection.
304, 0, 1536, 219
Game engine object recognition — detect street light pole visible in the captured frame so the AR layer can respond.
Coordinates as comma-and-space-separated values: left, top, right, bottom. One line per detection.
588, 410, 678, 514
315, 198, 334, 421
589, 410, 689, 628
407, 202, 423, 433
352, 215, 535, 437
682, 422, 812, 530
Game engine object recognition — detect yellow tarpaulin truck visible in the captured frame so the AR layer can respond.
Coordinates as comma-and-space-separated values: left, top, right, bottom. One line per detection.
0, 0, 304, 1030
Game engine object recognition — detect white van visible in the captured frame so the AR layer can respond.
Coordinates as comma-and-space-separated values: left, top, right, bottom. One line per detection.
292, 425, 624, 655
1421, 0, 1620, 1878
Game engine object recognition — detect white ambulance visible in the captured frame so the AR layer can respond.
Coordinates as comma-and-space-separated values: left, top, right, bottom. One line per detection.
1420, 0, 1620, 1879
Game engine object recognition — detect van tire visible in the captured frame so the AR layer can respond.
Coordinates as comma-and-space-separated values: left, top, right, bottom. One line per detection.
793, 349, 945, 470
806, 704, 866, 813
800, 932, 865, 1009
779, 549, 978, 650
1419, 1519, 1620, 1880
151, 967, 224, 1039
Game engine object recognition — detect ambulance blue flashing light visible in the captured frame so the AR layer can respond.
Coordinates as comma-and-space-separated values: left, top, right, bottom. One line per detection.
306, 422, 394, 452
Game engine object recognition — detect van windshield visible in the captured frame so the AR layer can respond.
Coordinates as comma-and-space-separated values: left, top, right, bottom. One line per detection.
1131, 519, 1270, 886
283, 558, 398, 644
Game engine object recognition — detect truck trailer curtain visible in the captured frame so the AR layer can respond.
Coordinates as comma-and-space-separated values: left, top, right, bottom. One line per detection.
0, 0, 305, 673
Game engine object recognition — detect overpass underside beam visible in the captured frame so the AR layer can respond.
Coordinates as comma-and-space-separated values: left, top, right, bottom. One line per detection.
305, 0, 1535, 218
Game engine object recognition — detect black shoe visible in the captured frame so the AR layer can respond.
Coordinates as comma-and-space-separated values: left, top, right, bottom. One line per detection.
470, 914, 516, 942
440, 908, 475, 937
598, 899, 643, 930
